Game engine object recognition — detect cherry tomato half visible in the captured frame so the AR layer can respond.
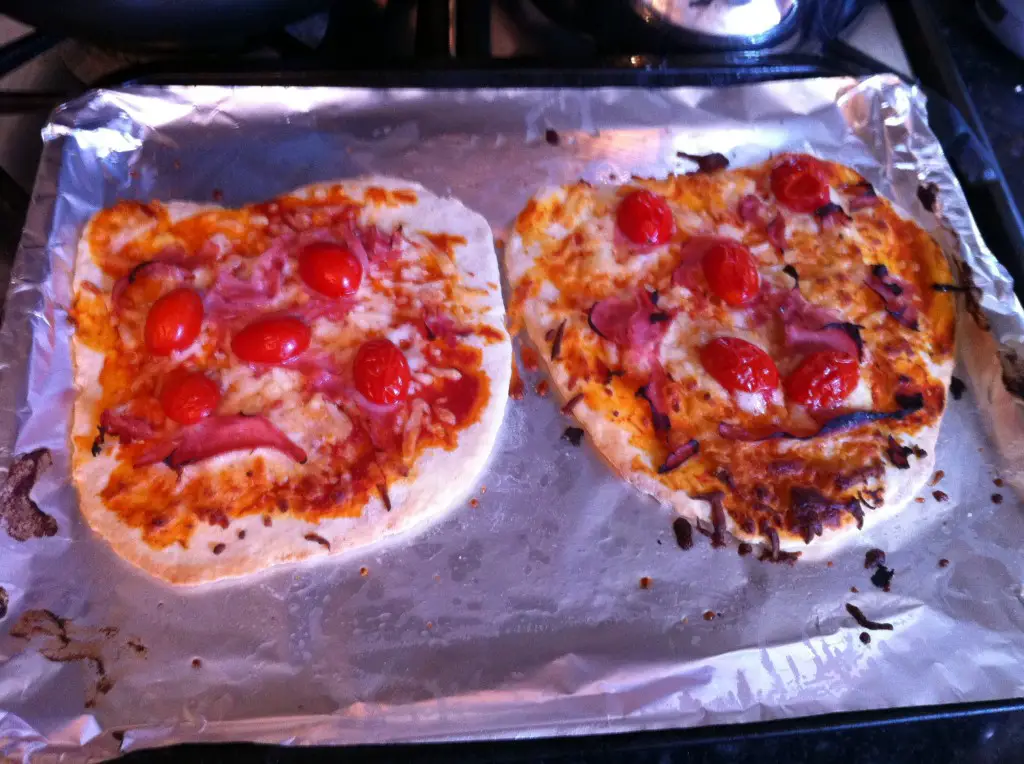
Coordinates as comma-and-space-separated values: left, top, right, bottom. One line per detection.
701, 240, 760, 306
770, 155, 831, 214
144, 287, 204, 356
616, 189, 675, 247
354, 338, 411, 406
784, 351, 859, 411
700, 337, 780, 394
231, 316, 311, 364
160, 370, 221, 425
298, 242, 363, 298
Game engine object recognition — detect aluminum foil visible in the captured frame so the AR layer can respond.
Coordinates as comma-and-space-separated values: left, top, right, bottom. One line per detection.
3, 75, 1024, 762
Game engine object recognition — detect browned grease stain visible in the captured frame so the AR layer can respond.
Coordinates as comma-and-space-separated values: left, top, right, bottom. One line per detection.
9, 610, 145, 708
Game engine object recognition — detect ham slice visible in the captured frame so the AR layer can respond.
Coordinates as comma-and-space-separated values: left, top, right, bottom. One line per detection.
866, 264, 920, 330
588, 288, 669, 373
134, 415, 306, 468
843, 181, 880, 211
736, 195, 788, 251
100, 410, 157, 443
777, 289, 863, 360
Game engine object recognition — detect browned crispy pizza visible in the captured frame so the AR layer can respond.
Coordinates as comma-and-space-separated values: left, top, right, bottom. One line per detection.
506, 153, 955, 558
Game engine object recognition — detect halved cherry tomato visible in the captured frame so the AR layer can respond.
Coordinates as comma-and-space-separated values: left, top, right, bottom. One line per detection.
785, 351, 859, 411
298, 242, 363, 298
160, 370, 221, 425
701, 240, 760, 306
354, 338, 411, 405
770, 155, 831, 214
144, 288, 204, 356
231, 316, 311, 364
700, 337, 780, 394
616, 189, 675, 246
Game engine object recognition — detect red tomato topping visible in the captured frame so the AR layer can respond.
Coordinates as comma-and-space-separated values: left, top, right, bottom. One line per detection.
616, 189, 675, 246
701, 240, 760, 306
160, 370, 221, 425
354, 338, 411, 405
144, 288, 204, 356
700, 337, 780, 394
784, 351, 859, 411
770, 155, 831, 214
231, 316, 311, 364
298, 242, 363, 298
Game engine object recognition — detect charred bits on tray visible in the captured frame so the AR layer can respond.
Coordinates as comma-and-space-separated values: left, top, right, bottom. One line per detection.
846, 603, 893, 631
672, 517, 694, 550
949, 376, 966, 400
992, 493, 1004, 504
639, 576, 652, 590
561, 427, 584, 447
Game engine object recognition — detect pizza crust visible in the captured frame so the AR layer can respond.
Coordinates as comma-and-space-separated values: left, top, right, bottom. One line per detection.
506, 179, 954, 557
71, 178, 511, 585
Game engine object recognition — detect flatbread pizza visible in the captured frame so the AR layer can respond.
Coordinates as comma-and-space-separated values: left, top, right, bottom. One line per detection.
506, 153, 955, 558
70, 177, 510, 584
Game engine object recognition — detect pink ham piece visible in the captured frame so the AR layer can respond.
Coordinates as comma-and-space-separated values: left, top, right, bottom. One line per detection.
588, 288, 670, 373
865, 264, 920, 330
843, 181, 880, 211
658, 438, 699, 474
100, 410, 156, 443
134, 415, 306, 468
777, 289, 864, 360
110, 260, 194, 313
204, 244, 288, 318
736, 196, 787, 251
738, 195, 764, 223
766, 214, 787, 251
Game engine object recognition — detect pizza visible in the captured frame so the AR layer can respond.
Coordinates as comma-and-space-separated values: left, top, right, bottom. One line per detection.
506, 153, 956, 558
70, 177, 511, 584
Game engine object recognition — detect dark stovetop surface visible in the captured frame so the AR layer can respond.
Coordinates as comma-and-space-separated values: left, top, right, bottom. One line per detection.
933, 0, 1024, 218
118, 4, 1024, 763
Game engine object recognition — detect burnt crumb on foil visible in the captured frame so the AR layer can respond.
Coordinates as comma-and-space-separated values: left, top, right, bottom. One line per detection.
917, 182, 940, 213
757, 526, 801, 565
544, 128, 560, 146
561, 427, 585, 447
672, 517, 694, 550
0, 586, 7, 619
864, 548, 886, 569
846, 603, 894, 631
0, 449, 57, 542
677, 151, 729, 173
949, 376, 966, 401
860, 632, 871, 644
870, 564, 895, 592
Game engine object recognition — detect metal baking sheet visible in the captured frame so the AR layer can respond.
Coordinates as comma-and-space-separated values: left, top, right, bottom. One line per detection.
3, 76, 1024, 762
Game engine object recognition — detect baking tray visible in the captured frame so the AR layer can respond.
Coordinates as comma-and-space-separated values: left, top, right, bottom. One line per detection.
3, 76, 1024, 762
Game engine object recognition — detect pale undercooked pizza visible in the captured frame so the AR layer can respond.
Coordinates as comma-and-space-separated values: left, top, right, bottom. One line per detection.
70, 177, 510, 584
506, 153, 956, 558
